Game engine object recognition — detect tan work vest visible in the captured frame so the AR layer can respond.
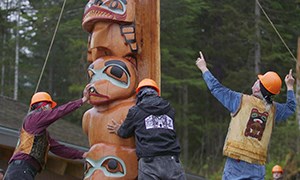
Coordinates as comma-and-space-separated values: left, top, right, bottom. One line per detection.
223, 94, 275, 165
13, 128, 50, 169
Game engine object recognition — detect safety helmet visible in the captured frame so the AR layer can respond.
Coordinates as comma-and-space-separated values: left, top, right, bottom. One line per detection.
136, 78, 160, 95
258, 71, 282, 95
30, 92, 57, 108
272, 165, 283, 173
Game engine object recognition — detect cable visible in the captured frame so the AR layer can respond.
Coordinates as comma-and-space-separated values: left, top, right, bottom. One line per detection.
256, 0, 297, 62
29, 0, 67, 112
33, 0, 67, 94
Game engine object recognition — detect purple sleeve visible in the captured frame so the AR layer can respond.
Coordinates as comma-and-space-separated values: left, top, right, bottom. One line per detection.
24, 99, 83, 134
48, 135, 84, 159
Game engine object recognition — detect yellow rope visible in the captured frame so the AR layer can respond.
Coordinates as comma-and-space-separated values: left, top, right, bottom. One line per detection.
29, 0, 67, 112
33, 0, 67, 94
256, 0, 297, 62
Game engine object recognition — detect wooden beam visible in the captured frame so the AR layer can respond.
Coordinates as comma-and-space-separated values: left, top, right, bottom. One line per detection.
136, 0, 161, 87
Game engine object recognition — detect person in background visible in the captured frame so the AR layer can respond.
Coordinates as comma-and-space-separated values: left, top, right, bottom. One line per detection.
195, 51, 296, 179
0, 169, 4, 180
4, 85, 90, 180
272, 165, 284, 180
107, 78, 186, 180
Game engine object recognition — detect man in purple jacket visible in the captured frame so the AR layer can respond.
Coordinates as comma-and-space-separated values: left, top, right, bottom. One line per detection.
4, 85, 90, 180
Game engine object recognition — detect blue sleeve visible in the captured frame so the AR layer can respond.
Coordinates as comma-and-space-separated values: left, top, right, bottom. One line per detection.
274, 90, 296, 122
203, 71, 242, 114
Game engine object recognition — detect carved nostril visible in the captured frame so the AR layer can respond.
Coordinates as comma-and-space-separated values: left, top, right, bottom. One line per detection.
89, 87, 95, 93
107, 159, 118, 170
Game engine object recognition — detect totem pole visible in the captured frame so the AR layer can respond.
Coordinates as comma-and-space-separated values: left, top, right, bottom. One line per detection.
81, 0, 160, 179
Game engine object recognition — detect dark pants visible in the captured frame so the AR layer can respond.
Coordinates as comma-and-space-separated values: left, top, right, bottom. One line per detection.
138, 155, 186, 180
4, 160, 38, 180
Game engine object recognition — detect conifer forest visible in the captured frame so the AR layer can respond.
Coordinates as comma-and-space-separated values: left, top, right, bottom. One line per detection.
0, 0, 300, 179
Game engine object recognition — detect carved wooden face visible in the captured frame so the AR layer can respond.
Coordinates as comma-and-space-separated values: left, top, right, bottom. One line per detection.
244, 108, 268, 141
84, 144, 137, 180
87, 56, 137, 106
83, 0, 136, 32
87, 22, 137, 62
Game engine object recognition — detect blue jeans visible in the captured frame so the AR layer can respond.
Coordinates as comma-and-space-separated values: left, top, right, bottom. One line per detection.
138, 155, 186, 180
4, 160, 38, 180
222, 157, 265, 180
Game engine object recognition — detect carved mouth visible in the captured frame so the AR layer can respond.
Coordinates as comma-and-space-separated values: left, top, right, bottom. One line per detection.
253, 119, 263, 124
83, 5, 127, 24
89, 87, 109, 99
84, 8, 114, 21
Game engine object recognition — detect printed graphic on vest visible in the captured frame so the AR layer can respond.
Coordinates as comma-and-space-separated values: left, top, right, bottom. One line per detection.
244, 108, 269, 141
144, 115, 174, 130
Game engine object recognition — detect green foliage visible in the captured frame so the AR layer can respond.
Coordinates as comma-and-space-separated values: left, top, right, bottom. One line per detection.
0, 0, 88, 119
1, 0, 300, 178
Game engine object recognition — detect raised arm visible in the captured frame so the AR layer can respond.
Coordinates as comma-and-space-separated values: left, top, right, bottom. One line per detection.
195, 51, 242, 114
275, 69, 296, 122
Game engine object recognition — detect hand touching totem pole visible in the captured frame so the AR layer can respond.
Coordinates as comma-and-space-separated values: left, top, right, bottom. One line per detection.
81, 0, 160, 179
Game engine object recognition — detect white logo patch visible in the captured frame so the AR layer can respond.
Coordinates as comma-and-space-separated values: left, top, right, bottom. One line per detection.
144, 115, 174, 130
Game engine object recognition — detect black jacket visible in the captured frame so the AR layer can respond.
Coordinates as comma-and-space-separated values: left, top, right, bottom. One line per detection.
118, 94, 181, 158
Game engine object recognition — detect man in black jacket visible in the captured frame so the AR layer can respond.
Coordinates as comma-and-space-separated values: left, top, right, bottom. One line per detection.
107, 78, 186, 180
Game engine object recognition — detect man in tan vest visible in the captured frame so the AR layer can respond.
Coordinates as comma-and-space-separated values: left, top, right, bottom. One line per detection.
195, 51, 296, 179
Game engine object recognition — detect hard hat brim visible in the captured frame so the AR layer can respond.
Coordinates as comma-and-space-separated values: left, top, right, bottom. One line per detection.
257, 74, 263, 79
51, 101, 57, 108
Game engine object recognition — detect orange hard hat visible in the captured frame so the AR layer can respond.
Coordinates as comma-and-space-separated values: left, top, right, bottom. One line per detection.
258, 71, 282, 95
136, 78, 160, 95
272, 165, 283, 173
30, 92, 57, 108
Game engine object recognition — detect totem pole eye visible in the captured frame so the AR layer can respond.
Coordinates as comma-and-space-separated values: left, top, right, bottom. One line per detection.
101, 158, 125, 174
84, 157, 126, 178
101, 0, 126, 14
104, 66, 128, 85
251, 113, 258, 118
109, 0, 123, 10
261, 116, 267, 122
